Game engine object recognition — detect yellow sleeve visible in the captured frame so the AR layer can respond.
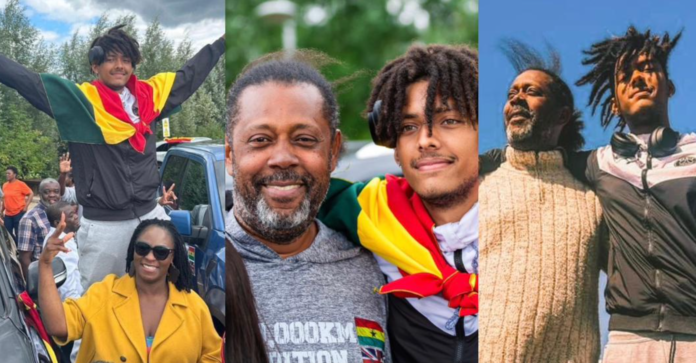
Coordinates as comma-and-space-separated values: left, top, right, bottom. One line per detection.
143, 72, 176, 113
54, 276, 112, 346
197, 295, 222, 363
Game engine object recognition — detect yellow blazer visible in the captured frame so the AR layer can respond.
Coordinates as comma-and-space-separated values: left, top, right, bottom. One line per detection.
56, 274, 222, 363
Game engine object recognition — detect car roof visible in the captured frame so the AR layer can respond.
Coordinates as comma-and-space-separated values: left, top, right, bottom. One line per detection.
173, 142, 225, 162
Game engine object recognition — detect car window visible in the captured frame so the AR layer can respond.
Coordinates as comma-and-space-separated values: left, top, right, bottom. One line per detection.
161, 155, 187, 189
179, 159, 210, 212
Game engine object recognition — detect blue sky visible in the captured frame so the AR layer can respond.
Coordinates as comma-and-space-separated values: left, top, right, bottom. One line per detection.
2, 0, 223, 50
480, 0, 696, 151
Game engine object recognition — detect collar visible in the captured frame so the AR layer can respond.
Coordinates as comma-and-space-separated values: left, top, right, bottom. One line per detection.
432, 203, 478, 252
112, 274, 188, 308
505, 146, 565, 171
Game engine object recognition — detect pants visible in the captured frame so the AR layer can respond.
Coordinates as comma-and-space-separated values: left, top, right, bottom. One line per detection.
77, 205, 169, 290
602, 331, 696, 363
4, 211, 25, 242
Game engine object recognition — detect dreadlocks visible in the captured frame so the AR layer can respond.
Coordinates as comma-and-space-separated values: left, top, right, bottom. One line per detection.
501, 39, 585, 151
89, 24, 142, 67
367, 44, 478, 148
125, 219, 194, 292
576, 26, 682, 129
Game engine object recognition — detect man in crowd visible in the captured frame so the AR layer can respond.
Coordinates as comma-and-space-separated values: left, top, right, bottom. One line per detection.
320, 44, 480, 363
17, 178, 61, 279
478, 41, 604, 362
0, 25, 224, 288
575, 27, 696, 362
44, 201, 83, 300
225, 53, 391, 363
2, 166, 33, 241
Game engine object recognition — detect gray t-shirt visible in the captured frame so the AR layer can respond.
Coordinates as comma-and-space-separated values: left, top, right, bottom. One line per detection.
227, 214, 391, 363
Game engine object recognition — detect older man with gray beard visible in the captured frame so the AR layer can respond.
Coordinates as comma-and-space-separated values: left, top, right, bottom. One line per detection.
478, 41, 605, 363
225, 52, 391, 363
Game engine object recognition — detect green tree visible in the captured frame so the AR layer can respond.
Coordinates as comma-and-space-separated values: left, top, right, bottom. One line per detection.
0, 2, 225, 180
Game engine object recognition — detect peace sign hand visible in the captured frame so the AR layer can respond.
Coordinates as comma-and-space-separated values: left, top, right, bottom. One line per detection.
39, 213, 73, 265
159, 183, 177, 207
59, 152, 72, 174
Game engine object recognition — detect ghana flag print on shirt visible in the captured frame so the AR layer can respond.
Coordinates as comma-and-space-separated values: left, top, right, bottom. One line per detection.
319, 175, 478, 318
40, 72, 175, 153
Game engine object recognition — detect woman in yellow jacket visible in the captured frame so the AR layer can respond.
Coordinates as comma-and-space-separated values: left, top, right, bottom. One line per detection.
39, 217, 222, 363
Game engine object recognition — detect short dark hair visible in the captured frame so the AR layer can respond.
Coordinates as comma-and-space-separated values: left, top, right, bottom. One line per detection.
576, 26, 682, 129
125, 219, 194, 292
45, 201, 72, 227
226, 51, 339, 144
89, 24, 142, 68
6, 166, 18, 175
367, 44, 478, 148
501, 39, 585, 151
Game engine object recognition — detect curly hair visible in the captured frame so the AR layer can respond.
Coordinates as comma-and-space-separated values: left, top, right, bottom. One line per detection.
125, 219, 193, 292
366, 44, 478, 148
89, 24, 142, 67
576, 26, 682, 129
501, 39, 585, 151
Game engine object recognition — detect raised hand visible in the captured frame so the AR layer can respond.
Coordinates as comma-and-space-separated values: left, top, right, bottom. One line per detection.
39, 212, 73, 265
159, 183, 178, 207
59, 152, 72, 174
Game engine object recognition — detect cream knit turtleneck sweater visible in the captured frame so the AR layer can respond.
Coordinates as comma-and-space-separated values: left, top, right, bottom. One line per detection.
479, 147, 603, 363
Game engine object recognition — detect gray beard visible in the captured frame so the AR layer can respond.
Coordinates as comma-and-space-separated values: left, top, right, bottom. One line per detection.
506, 113, 555, 151
233, 186, 314, 245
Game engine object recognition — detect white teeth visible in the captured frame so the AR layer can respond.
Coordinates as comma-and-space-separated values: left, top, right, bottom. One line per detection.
268, 185, 300, 191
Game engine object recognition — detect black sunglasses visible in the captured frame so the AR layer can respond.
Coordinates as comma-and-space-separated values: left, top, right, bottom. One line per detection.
134, 241, 174, 261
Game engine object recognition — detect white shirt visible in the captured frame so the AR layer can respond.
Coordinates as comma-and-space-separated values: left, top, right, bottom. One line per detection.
119, 87, 140, 124
43, 228, 84, 300
375, 202, 479, 336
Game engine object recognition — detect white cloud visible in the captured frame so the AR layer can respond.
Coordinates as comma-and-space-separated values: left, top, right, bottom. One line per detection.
23, 0, 102, 23
162, 18, 224, 51
38, 29, 60, 42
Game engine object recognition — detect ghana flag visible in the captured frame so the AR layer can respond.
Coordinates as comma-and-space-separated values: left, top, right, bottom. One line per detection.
355, 317, 385, 363
40, 72, 176, 153
319, 175, 478, 317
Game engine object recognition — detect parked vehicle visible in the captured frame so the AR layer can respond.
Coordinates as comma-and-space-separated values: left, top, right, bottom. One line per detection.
0, 225, 66, 362
156, 137, 212, 168
159, 141, 228, 334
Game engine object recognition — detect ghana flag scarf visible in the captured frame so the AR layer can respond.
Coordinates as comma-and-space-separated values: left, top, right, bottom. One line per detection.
40, 72, 176, 153
319, 175, 478, 317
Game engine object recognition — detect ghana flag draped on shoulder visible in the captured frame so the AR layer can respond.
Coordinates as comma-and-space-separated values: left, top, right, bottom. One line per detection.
319, 175, 478, 317
40, 72, 176, 153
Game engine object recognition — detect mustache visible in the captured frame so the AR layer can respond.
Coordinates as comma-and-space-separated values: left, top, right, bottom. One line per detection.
507, 105, 534, 120
410, 153, 457, 169
252, 170, 314, 190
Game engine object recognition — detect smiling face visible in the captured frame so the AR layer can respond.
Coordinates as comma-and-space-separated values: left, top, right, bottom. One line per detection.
91, 51, 134, 92
394, 80, 478, 208
613, 53, 673, 133
132, 226, 175, 284
504, 70, 568, 151
40, 181, 61, 206
227, 81, 341, 244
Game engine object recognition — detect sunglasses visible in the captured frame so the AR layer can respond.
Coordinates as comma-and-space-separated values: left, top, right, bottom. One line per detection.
134, 241, 174, 261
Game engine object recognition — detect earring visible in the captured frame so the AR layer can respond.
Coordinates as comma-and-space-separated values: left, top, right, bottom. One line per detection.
168, 265, 180, 283
128, 263, 135, 277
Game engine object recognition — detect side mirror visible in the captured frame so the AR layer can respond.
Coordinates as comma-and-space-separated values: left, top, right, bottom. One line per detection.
27, 258, 67, 301
170, 210, 192, 236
